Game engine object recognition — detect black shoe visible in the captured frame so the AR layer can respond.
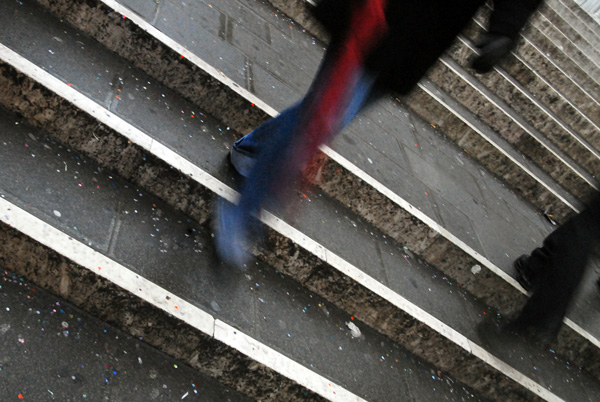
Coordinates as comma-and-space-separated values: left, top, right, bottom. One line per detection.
514, 254, 536, 292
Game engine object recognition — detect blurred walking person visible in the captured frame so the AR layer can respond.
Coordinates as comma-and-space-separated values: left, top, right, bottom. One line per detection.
215, 0, 542, 267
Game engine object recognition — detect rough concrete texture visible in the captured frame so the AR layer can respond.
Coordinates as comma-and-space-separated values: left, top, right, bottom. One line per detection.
261, 0, 592, 220
531, 10, 600, 82
0, 56, 532, 400
6, 0, 600, 392
0, 62, 216, 227
35, 0, 269, 135
267, 0, 328, 43
427, 60, 599, 198
542, 0, 600, 51
446, 37, 600, 153
0, 54, 555, 402
462, 18, 600, 130
29, 0, 591, 218
403, 86, 576, 222
475, 4, 600, 89
312, 157, 528, 312
0, 223, 326, 402
472, 8, 600, 103
497, 51, 600, 137
552, 0, 600, 45
537, 5, 600, 67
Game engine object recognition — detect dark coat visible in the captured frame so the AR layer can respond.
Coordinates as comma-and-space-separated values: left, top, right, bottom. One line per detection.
313, 0, 542, 94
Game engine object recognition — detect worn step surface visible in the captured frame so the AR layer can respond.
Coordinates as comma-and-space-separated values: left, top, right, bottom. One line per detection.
0, 107, 498, 402
546, 0, 600, 50
2, 0, 600, 381
1, 81, 597, 402
425, 53, 599, 202
0, 267, 254, 402
2, 0, 600, 400
0, 9, 593, 402
442, 36, 600, 178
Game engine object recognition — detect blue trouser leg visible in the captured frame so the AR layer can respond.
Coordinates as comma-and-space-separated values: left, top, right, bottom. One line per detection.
216, 43, 378, 267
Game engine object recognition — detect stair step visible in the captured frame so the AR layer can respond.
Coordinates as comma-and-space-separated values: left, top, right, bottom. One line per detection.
405, 78, 582, 217
1, 0, 600, 400
544, 0, 600, 52
0, 108, 505, 401
0, 84, 586, 401
0, 268, 254, 402
534, 6, 600, 69
428, 54, 599, 196
447, 35, 600, 166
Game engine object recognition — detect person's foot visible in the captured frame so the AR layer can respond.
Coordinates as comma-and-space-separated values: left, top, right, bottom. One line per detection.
214, 199, 253, 269
229, 144, 255, 178
514, 254, 536, 292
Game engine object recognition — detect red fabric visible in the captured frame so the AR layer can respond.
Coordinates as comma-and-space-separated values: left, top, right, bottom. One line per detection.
304, 0, 388, 151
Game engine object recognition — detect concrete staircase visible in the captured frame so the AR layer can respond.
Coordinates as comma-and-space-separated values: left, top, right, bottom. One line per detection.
1, 0, 599, 400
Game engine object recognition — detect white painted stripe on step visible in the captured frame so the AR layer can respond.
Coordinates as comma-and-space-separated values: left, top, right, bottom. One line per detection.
470, 15, 600, 127
521, 33, 600, 108
416, 82, 582, 213
458, 36, 600, 162
100, 0, 279, 119
468, 342, 564, 402
0, 197, 216, 336
0, 29, 578, 402
535, 11, 600, 74
0, 43, 238, 204
564, 318, 600, 349
215, 320, 365, 402
0, 197, 366, 402
262, 201, 566, 402
439, 56, 599, 191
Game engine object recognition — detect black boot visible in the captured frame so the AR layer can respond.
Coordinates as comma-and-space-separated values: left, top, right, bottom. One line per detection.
514, 254, 539, 292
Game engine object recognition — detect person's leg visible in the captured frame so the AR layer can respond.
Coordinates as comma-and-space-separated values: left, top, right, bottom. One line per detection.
215, 0, 389, 267
230, 47, 380, 178
230, 102, 303, 177
215, 50, 379, 267
508, 193, 600, 339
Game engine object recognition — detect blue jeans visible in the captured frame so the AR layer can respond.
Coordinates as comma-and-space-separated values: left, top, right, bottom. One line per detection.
216, 33, 381, 267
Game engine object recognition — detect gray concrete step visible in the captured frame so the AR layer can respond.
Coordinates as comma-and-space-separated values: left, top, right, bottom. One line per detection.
3, 0, 600, 370
426, 53, 599, 200
1, 0, 600, 400
533, 6, 600, 69
466, 7, 600, 110
0, 108, 498, 401
544, 0, 600, 52
26, 0, 594, 218
445, 36, 600, 173
0, 80, 589, 401
404, 78, 581, 221
0, 267, 255, 402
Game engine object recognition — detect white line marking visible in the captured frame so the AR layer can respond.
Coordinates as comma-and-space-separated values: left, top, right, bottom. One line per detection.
0, 197, 215, 336
99, 0, 600, 357
416, 81, 582, 213
0, 197, 366, 402
0, 19, 584, 401
214, 320, 365, 402
101, 0, 279, 118
458, 36, 600, 161
439, 56, 598, 191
